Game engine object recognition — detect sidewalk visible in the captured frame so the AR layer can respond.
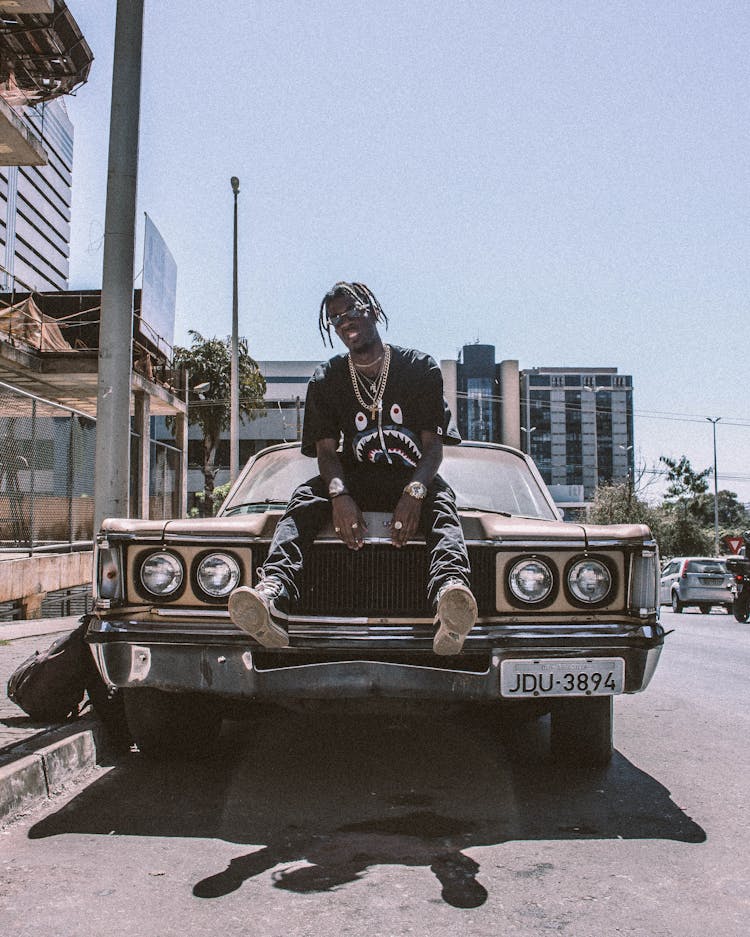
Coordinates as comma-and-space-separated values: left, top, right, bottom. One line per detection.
0, 615, 111, 824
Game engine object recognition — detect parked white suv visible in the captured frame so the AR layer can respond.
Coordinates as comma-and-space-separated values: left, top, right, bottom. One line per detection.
659, 557, 733, 613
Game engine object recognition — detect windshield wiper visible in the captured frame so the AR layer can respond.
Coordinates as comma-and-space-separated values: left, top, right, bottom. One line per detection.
458, 506, 513, 516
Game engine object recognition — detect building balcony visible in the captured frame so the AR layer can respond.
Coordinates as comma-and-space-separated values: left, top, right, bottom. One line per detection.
0, 290, 186, 419
0, 0, 93, 165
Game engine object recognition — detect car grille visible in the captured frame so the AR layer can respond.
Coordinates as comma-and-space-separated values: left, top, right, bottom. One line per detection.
253, 545, 496, 617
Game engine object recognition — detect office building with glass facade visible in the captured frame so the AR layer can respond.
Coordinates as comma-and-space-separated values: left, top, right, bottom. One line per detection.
0, 98, 72, 291
445, 346, 634, 511
519, 366, 634, 507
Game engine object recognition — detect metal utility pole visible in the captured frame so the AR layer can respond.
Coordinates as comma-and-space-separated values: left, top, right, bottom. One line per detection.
94, 0, 144, 531
520, 425, 536, 455
230, 176, 240, 482
707, 417, 721, 555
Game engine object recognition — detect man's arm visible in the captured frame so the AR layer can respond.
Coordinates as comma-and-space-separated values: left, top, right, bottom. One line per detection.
390, 430, 443, 547
315, 438, 367, 550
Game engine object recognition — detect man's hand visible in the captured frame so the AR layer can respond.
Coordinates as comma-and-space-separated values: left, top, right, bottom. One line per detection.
332, 495, 367, 550
390, 492, 422, 547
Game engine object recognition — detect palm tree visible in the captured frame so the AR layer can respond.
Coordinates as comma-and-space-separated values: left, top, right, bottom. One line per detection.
173, 330, 266, 515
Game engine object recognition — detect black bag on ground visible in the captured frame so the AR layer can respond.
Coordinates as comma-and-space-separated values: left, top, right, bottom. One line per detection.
7, 621, 90, 722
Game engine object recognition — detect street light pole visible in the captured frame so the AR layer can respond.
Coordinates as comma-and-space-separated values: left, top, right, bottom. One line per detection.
520, 425, 536, 454
707, 417, 721, 555
230, 176, 240, 482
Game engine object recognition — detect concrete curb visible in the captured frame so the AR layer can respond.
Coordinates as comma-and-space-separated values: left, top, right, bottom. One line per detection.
0, 715, 108, 825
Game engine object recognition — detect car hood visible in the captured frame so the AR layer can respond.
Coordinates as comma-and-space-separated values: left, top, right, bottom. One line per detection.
473, 514, 652, 546
101, 512, 652, 548
101, 512, 280, 541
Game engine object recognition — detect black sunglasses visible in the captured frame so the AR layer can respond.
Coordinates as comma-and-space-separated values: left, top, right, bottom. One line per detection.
327, 302, 368, 328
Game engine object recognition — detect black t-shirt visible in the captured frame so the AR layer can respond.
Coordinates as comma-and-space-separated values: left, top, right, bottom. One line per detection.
301, 345, 459, 469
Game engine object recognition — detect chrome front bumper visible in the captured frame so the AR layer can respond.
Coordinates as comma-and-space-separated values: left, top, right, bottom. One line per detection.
87, 618, 664, 702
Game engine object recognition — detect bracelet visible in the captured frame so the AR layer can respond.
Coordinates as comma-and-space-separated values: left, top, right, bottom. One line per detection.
328, 477, 349, 499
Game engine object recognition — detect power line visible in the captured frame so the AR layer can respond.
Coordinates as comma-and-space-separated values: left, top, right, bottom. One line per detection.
643, 468, 750, 481
455, 390, 750, 428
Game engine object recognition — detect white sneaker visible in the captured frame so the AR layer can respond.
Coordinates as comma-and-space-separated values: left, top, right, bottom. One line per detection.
228, 578, 289, 648
433, 581, 477, 656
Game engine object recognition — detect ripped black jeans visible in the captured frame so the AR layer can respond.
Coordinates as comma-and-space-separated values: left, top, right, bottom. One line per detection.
259, 465, 471, 610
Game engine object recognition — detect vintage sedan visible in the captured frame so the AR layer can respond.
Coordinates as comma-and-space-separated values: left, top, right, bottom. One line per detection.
87, 442, 664, 766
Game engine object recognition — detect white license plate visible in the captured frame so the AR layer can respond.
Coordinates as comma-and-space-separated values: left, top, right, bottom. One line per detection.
500, 657, 625, 698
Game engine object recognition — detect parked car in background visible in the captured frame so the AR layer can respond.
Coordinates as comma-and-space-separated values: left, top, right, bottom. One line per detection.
87, 442, 664, 767
659, 557, 734, 613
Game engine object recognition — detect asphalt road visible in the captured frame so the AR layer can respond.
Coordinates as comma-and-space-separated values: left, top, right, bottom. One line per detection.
1, 608, 748, 937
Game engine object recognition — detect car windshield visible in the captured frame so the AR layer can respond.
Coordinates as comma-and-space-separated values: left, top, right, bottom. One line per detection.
686, 559, 727, 574
221, 443, 559, 520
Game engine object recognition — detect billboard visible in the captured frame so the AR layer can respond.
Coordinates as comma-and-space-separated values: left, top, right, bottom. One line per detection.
140, 214, 176, 354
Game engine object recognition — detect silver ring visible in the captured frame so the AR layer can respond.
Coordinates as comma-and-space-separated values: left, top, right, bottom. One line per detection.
351, 522, 359, 529
394, 521, 403, 530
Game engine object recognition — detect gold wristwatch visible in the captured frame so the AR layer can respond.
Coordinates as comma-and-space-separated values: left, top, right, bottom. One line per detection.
403, 480, 427, 500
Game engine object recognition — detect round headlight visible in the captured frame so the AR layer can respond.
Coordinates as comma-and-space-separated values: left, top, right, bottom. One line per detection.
508, 558, 554, 604
140, 552, 184, 596
196, 552, 241, 597
568, 559, 612, 604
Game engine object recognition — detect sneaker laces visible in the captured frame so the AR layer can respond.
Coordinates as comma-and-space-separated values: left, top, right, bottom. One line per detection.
255, 573, 285, 599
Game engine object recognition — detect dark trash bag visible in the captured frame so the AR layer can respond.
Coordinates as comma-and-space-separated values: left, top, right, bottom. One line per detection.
7, 621, 90, 723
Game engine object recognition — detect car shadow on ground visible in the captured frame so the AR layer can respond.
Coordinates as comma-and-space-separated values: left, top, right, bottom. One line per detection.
28, 703, 706, 909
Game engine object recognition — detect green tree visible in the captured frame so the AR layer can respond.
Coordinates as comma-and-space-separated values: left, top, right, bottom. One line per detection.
172, 330, 266, 515
659, 455, 710, 518
692, 489, 750, 530
588, 481, 665, 532
657, 514, 713, 558
188, 481, 232, 519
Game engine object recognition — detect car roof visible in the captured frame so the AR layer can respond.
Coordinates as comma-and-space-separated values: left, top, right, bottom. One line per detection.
669, 556, 727, 563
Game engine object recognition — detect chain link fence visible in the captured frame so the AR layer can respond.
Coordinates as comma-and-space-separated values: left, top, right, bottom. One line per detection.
0, 382, 96, 552
150, 438, 182, 519
0, 381, 182, 554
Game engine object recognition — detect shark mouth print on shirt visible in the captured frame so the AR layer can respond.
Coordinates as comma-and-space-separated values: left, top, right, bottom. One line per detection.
352, 405, 422, 467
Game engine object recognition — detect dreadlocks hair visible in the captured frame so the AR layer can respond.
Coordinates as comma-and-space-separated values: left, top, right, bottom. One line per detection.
318, 281, 389, 346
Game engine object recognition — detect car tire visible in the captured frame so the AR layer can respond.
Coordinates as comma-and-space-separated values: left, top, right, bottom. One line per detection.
725, 604, 733, 614
671, 592, 683, 613
733, 595, 750, 623
698, 604, 712, 615
550, 696, 613, 768
123, 688, 223, 759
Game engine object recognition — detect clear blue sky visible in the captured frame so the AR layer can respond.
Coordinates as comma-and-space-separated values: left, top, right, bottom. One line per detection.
66, 1, 750, 503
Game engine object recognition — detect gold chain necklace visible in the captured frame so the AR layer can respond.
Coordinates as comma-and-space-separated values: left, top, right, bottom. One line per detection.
348, 344, 391, 418
352, 351, 384, 370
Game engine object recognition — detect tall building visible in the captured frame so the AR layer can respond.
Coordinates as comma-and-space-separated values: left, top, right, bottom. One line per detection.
0, 1, 92, 290
0, 97, 73, 291
445, 343, 520, 450
445, 346, 634, 512
519, 366, 634, 507
455, 343, 498, 442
